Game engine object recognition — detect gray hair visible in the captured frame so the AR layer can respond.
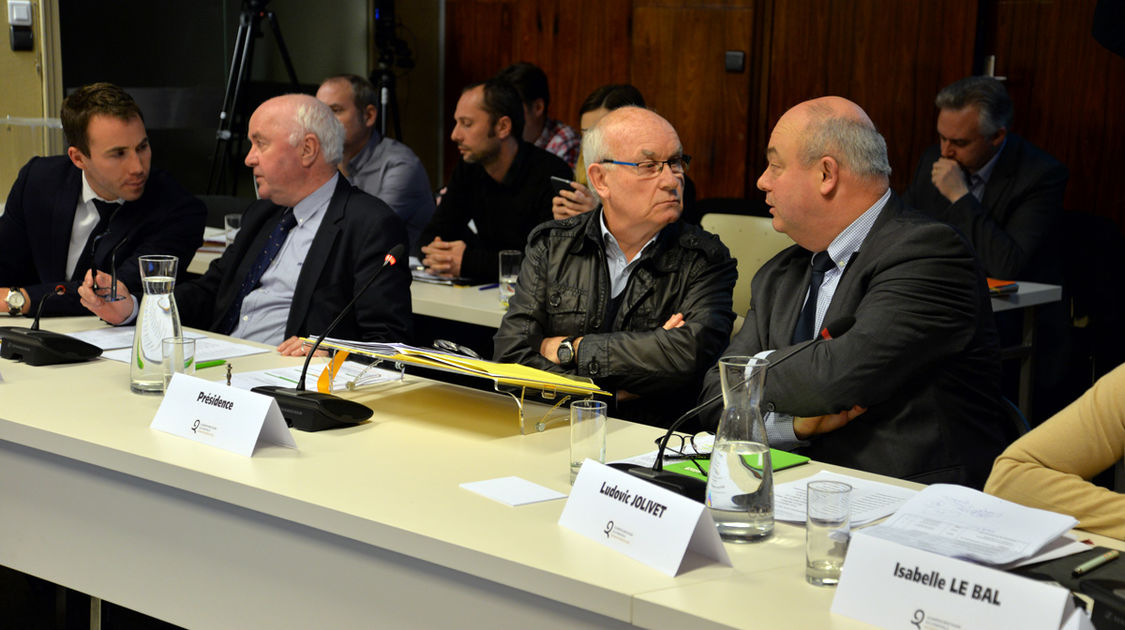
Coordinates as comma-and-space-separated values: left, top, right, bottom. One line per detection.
935, 76, 1012, 137
798, 104, 891, 180
579, 111, 616, 207
288, 95, 345, 166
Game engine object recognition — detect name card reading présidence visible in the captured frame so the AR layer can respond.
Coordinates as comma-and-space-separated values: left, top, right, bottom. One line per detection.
558, 460, 729, 576
151, 373, 296, 456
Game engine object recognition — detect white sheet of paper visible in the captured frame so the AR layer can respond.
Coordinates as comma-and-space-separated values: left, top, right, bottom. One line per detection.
459, 477, 567, 506
68, 327, 205, 350
227, 362, 398, 392
833, 532, 1075, 630
151, 373, 296, 456
774, 469, 918, 526
558, 460, 729, 577
102, 335, 267, 364
860, 483, 1078, 565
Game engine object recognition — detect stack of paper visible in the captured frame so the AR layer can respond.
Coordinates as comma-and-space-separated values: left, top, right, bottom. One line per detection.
860, 483, 1079, 566
313, 338, 611, 396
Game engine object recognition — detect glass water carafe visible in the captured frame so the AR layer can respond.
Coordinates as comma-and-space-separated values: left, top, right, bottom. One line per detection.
705, 355, 773, 542
130, 255, 182, 394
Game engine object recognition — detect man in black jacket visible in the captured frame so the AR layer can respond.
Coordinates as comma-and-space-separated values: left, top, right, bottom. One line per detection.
493, 107, 736, 426
1, 82, 204, 318
419, 78, 571, 282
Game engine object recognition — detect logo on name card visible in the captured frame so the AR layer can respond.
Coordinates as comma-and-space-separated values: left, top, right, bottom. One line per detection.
910, 609, 925, 629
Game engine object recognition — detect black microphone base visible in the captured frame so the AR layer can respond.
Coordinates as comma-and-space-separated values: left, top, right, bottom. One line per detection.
0, 327, 102, 366
251, 386, 374, 432
608, 462, 707, 503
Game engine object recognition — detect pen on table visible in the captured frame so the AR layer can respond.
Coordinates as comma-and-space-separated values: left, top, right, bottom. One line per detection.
477, 283, 499, 290
196, 359, 226, 370
1072, 549, 1119, 577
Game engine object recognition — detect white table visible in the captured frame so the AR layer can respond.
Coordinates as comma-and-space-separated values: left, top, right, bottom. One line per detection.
0, 317, 899, 629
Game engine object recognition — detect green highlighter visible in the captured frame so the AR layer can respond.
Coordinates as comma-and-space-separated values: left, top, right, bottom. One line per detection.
663, 449, 810, 481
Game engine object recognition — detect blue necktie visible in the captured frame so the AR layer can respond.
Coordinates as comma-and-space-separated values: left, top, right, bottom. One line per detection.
73, 200, 118, 280
217, 208, 298, 334
792, 251, 835, 344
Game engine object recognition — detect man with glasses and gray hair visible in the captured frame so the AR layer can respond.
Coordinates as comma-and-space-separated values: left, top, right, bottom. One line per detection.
493, 106, 737, 426
80, 94, 412, 355
699, 96, 1009, 488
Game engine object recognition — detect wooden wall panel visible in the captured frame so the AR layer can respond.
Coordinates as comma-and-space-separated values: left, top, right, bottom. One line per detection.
993, 0, 1125, 227
442, 0, 631, 183
762, 0, 978, 195
511, 1, 633, 132
443, 0, 516, 179
631, 2, 757, 198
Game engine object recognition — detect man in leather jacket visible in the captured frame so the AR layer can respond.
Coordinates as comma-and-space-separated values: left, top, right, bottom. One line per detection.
493, 107, 737, 426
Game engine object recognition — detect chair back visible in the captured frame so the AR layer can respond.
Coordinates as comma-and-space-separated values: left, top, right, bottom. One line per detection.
701, 213, 794, 317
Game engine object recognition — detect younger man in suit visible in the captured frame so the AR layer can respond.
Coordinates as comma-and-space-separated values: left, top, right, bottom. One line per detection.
1, 82, 205, 317
700, 96, 1010, 488
80, 94, 411, 355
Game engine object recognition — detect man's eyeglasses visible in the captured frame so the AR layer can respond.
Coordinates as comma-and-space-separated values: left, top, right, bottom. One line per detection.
599, 155, 692, 178
658, 431, 713, 460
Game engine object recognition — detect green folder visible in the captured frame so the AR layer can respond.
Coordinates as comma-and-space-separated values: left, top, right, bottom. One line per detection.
663, 449, 810, 481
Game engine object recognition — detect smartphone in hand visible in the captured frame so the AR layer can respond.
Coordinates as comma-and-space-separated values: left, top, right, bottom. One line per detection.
550, 176, 574, 196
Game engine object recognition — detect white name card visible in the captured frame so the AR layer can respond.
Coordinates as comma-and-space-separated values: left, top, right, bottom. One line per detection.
558, 460, 730, 576
833, 532, 1075, 630
151, 373, 297, 456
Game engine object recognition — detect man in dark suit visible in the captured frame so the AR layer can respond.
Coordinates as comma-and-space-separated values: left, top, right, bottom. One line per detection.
80, 94, 411, 354
904, 76, 1069, 419
1, 82, 205, 318
700, 96, 1010, 488
903, 76, 1067, 283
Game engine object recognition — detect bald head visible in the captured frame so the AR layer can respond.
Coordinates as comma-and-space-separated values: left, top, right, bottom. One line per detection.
758, 97, 890, 251
780, 96, 890, 183
583, 106, 685, 245
245, 94, 345, 207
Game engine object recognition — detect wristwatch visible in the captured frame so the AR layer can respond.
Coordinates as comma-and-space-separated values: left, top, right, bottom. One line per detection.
557, 336, 577, 368
5, 288, 26, 316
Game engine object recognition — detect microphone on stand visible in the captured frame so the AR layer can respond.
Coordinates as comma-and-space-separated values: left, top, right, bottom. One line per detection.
0, 286, 103, 365
252, 244, 406, 432
608, 316, 857, 501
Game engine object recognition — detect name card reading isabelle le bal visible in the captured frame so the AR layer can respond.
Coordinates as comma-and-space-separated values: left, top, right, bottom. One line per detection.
832, 532, 1076, 630
151, 373, 296, 456
558, 460, 730, 577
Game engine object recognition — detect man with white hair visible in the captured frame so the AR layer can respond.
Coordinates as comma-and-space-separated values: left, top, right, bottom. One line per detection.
493, 106, 736, 426
699, 96, 1009, 488
80, 94, 412, 354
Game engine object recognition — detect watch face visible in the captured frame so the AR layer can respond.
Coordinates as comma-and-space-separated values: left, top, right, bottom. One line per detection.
7, 290, 25, 310
558, 341, 573, 364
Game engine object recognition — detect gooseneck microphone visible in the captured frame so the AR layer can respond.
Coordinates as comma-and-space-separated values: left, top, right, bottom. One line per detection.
252, 244, 406, 432
0, 286, 103, 365
608, 315, 856, 501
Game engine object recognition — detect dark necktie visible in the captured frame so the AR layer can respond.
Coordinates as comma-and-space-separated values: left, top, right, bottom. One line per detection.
791, 251, 835, 344
72, 200, 118, 281
217, 208, 298, 334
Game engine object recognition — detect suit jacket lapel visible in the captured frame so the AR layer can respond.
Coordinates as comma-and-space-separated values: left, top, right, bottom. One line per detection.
769, 250, 812, 346
981, 135, 1021, 216
49, 165, 83, 279
286, 177, 348, 335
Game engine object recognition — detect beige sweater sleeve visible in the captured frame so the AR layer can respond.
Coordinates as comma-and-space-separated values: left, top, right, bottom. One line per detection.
984, 364, 1125, 539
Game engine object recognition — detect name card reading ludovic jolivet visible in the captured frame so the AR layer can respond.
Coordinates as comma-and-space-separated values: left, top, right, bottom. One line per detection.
832, 532, 1076, 630
151, 373, 296, 456
558, 460, 730, 576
